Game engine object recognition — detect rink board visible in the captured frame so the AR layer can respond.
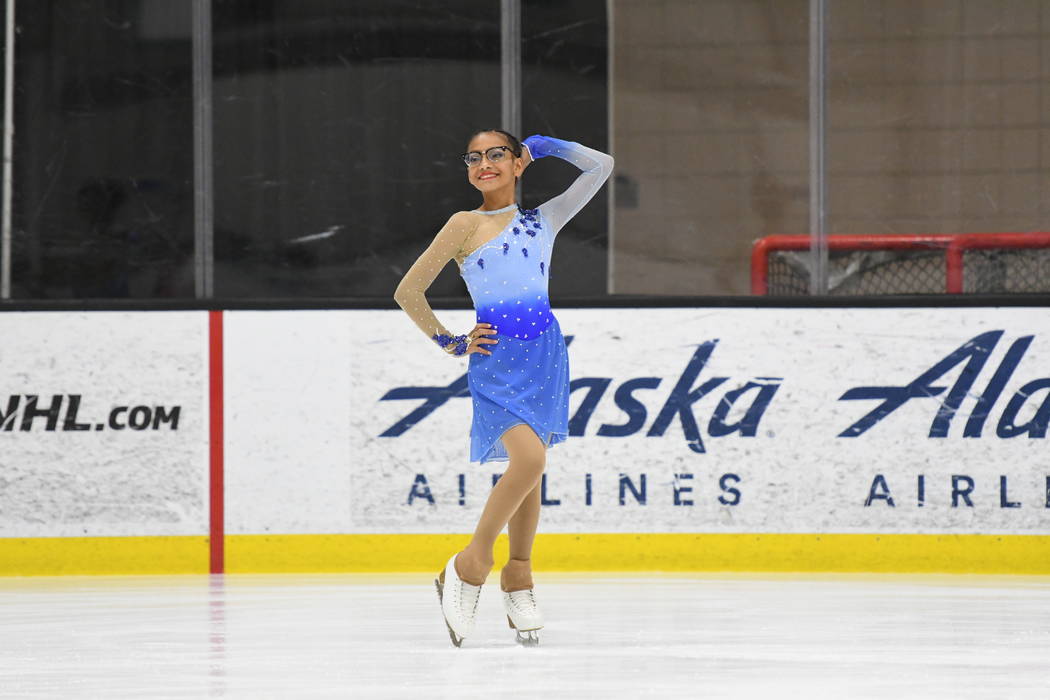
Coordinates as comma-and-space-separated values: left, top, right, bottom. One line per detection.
0, 312, 210, 540
226, 308, 1050, 537
2, 307, 1049, 574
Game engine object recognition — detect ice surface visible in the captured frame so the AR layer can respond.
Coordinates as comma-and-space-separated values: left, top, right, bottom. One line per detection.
1, 573, 1049, 699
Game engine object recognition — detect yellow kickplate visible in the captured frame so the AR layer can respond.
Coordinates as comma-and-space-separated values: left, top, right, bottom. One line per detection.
0, 536, 209, 576
5, 533, 1048, 576
224, 533, 1050, 575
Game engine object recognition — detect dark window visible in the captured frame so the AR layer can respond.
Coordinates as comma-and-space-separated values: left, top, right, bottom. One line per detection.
212, 0, 501, 298
13, 0, 195, 299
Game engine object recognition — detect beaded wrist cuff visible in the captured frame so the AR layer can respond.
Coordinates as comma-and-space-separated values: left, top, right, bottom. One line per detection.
432, 332, 469, 356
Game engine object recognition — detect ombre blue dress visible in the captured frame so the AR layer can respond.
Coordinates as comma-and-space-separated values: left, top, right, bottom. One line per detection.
460, 136, 614, 463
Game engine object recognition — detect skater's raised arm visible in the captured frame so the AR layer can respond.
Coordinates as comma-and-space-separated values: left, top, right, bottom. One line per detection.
524, 135, 614, 236
394, 211, 477, 355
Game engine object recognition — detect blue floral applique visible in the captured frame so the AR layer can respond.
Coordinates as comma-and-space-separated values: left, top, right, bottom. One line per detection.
512, 226, 521, 235
540, 261, 545, 275
519, 210, 539, 235
478, 258, 485, 269
502, 242, 509, 255
522, 248, 529, 258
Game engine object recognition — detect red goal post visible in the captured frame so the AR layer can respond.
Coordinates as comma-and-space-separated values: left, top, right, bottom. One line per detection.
751, 233, 1050, 295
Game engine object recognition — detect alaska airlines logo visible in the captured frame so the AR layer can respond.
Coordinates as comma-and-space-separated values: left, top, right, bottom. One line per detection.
839, 331, 1049, 439
379, 336, 779, 454
380, 330, 1049, 449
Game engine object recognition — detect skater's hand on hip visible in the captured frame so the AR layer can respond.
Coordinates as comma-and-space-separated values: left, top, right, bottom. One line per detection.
466, 323, 499, 356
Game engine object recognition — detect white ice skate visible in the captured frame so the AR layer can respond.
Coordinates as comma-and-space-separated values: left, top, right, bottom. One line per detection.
503, 587, 543, 646
434, 554, 482, 647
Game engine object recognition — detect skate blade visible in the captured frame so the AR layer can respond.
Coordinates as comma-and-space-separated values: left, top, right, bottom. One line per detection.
435, 575, 464, 648
446, 621, 464, 647
507, 616, 540, 646
514, 629, 540, 646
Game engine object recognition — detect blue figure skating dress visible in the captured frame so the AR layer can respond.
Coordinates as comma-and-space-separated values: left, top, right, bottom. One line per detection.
394, 135, 615, 463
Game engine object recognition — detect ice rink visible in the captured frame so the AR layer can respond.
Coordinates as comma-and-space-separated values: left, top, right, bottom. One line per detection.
2, 573, 1049, 699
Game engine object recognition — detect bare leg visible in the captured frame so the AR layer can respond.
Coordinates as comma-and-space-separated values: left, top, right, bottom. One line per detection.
456, 424, 545, 585
502, 483, 540, 591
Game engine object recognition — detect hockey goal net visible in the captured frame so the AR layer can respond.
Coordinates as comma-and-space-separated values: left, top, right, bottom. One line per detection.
751, 233, 1050, 295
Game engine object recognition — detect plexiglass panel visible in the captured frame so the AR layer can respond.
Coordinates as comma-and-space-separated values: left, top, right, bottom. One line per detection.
820, 0, 1050, 295
522, 0, 609, 298
211, 0, 501, 298
11, 0, 195, 298
611, 0, 810, 295
9, 1, 1046, 300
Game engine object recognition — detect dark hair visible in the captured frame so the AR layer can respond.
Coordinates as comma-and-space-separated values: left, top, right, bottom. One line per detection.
466, 128, 523, 158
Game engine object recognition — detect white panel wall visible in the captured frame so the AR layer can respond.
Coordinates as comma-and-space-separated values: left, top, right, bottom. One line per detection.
224, 310, 355, 534
0, 312, 208, 537
2, 308, 1045, 539
223, 307, 1050, 536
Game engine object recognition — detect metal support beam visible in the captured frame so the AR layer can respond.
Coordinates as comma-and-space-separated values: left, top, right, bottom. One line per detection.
501, 0, 522, 202
192, 0, 214, 298
808, 0, 828, 295
500, 0, 521, 138
606, 0, 615, 294
1, 0, 16, 299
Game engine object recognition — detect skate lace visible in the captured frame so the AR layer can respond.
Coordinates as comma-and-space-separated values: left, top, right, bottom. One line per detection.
456, 580, 482, 619
506, 589, 538, 616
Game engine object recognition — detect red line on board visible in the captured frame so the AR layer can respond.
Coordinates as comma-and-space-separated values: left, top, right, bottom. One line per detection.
209, 310, 225, 574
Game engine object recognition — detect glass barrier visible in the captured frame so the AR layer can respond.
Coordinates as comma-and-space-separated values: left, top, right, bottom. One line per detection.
211, 0, 501, 298
786, 0, 1049, 296
611, 0, 810, 295
523, 0, 609, 297
6, 1, 1047, 300
11, 0, 195, 298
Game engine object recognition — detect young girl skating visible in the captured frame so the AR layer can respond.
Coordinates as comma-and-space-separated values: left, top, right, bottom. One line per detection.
394, 129, 613, 646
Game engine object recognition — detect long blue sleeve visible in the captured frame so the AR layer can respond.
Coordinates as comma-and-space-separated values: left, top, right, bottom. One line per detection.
523, 135, 614, 236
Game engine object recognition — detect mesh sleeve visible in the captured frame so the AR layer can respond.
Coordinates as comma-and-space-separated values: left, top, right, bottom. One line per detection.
526, 135, 615, 236
393, 211, 477, 353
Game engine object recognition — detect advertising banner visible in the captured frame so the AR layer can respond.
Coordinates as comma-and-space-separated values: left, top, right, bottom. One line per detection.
224, 308, 1050, 537
0, 312, 209, 538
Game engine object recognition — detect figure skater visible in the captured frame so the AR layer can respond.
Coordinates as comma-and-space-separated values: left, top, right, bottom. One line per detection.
393, 129, 614, 646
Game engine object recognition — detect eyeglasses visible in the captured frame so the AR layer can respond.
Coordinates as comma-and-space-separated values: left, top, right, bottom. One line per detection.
461, 146, 514, 167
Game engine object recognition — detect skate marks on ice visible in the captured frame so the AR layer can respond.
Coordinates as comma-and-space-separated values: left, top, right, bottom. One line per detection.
1, 573, 1049, 699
